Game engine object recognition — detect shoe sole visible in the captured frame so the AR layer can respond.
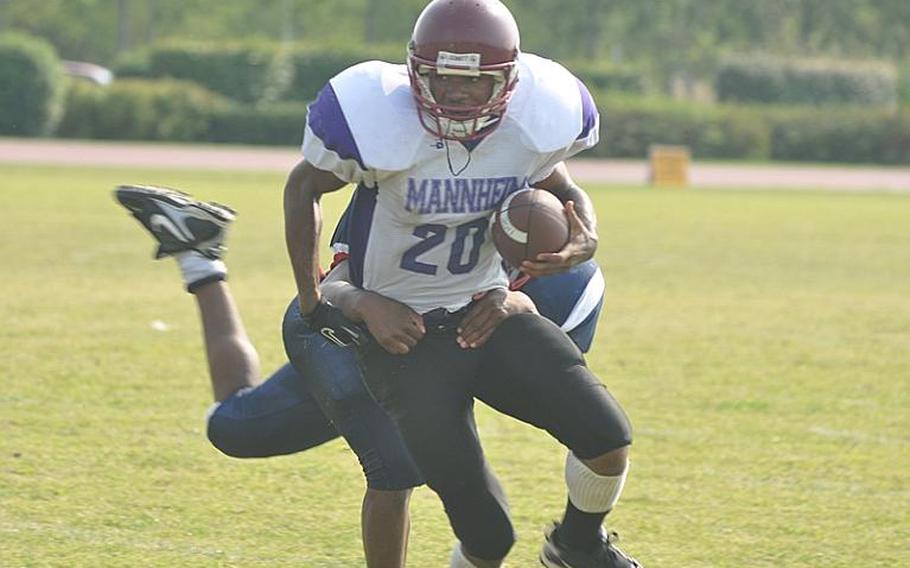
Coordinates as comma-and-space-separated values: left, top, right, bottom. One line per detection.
540, 547, 643, 568
115, 184, 236, 223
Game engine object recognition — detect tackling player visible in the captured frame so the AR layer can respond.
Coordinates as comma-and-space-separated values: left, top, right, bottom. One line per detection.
116, 180, 604, 568
284, 1, 643, 567
115, 183, 605, 567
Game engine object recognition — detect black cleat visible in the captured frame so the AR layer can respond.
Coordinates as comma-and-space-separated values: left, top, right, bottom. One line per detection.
540, 523, 642, 568
114, 184, 235, 260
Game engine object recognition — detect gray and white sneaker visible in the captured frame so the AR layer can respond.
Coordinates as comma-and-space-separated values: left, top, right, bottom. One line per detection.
114, 184, 235, 260
540, 523, 642, 568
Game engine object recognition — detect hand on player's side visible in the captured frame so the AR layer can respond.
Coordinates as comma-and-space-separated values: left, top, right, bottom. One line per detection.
520, 201, 597, 277
457, 288, 538, 349
355, 291, 426, 355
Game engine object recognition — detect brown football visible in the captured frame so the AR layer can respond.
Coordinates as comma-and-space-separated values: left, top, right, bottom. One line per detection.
491, 189, 570, 268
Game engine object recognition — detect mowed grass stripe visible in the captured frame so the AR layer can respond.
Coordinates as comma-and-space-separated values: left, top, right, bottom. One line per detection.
1, 165, 907, 567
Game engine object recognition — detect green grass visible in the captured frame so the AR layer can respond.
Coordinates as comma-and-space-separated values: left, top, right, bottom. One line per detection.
1, 164, 908, 567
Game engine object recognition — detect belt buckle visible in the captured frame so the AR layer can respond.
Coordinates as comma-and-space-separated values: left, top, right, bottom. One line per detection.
424, 307, 463, 334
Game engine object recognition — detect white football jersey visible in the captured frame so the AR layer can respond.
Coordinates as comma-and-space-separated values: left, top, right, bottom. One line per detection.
302, 53, 600, 314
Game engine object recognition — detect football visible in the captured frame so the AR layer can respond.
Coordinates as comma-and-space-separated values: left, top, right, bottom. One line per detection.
491, 188, 570, 268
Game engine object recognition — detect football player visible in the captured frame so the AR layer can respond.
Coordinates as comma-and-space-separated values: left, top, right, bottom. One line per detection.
114, 182, 605, 568
284, 1, 642, 567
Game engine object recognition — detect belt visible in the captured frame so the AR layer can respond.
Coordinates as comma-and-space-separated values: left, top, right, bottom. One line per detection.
422, 304, 471, 335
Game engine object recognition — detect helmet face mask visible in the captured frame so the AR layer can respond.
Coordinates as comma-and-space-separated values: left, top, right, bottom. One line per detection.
408, 49, 517, 141
407, 0, 521, 142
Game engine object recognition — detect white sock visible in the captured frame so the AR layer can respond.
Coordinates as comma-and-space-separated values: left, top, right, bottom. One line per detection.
176, 251, 227, 293
450, 543, 481, 568
565, 451, 629, 513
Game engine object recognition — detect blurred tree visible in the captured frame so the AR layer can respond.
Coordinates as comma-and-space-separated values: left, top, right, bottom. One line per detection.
363, 0, 426, 44
3, 0, 116, 62
117, 0, 131, 52
0, 0, 906, 90
364, 0, 382, 43
509, 0, 609, 60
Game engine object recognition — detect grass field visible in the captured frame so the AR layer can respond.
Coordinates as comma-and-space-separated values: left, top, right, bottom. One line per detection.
1, 164, 908, 567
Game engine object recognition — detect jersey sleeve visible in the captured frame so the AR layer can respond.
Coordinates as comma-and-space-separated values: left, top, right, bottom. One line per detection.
301, 62, 425, 184
528, 78, 600, 184
301, 82, 368, 184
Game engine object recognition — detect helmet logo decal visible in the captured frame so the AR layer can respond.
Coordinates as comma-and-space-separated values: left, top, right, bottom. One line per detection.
436, 51, 482, 76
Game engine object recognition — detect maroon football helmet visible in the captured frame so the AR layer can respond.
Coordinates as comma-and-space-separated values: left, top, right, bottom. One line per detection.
408, 0, 521, 141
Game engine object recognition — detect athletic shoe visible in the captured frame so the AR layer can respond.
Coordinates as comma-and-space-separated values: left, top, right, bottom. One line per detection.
114, 184, 235, 260
540, 522, 642, 568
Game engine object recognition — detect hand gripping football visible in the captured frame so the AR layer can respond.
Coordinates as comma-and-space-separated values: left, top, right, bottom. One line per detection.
491, 188, 570, 268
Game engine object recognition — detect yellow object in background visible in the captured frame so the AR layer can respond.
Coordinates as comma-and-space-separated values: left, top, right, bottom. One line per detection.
649, 145, 690, 187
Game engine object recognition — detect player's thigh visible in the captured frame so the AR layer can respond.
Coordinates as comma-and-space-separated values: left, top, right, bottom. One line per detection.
289, 327, 425, 489
360, 336, 484, 483
362, 336, 515, 557
207, 362, 338, 458
477, 313, 632, 458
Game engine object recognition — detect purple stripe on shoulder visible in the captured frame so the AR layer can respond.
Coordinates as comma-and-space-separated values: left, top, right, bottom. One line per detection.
308, 83, 365, 169
576, 78, 598, 140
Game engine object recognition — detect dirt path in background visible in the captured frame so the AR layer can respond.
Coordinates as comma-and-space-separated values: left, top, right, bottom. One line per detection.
3, 138, 910, 192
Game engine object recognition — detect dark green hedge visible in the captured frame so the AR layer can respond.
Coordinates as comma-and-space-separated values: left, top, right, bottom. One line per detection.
716, 54, 898, 106
111, 48, 153, 79
597, 96, 910, 165
0, 33, 65, 136
58, 78, 307, 145
597, 95, 910, 164
283, 43, 403, 102
566, 61, 646, 94
57, 79, 228, 141
114, 41, 645, 104
54, 76, 910, 165
595, 96, 770, 160
899, 63, 910, 106
766, 107, 910, 164
55, 80, 105, 139
209, 103, 307, 145
114, 41, 403, 104
145, 42, 276, 104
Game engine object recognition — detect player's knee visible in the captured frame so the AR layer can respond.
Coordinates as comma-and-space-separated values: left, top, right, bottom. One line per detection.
206, 412, 260, 458
576, 420, 632, 460
335, 397, 425, 491
569, 381, 633, 458
448, 488, 515, 561
360, 445, 425, 491
430, 473, 515, 560
462, 513, 515, 561
596, 395, 633, 451
321, 387, 371, 426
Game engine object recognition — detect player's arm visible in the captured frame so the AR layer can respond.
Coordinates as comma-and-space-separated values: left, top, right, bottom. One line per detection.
537, 161, 597, 232
523, 162, 599, 277
456, 288, 538, 349
283, 159, 347, 313
320, 261, 425, 354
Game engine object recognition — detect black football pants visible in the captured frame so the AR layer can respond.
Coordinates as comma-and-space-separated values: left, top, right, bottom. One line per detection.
360, 312, 632, 561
